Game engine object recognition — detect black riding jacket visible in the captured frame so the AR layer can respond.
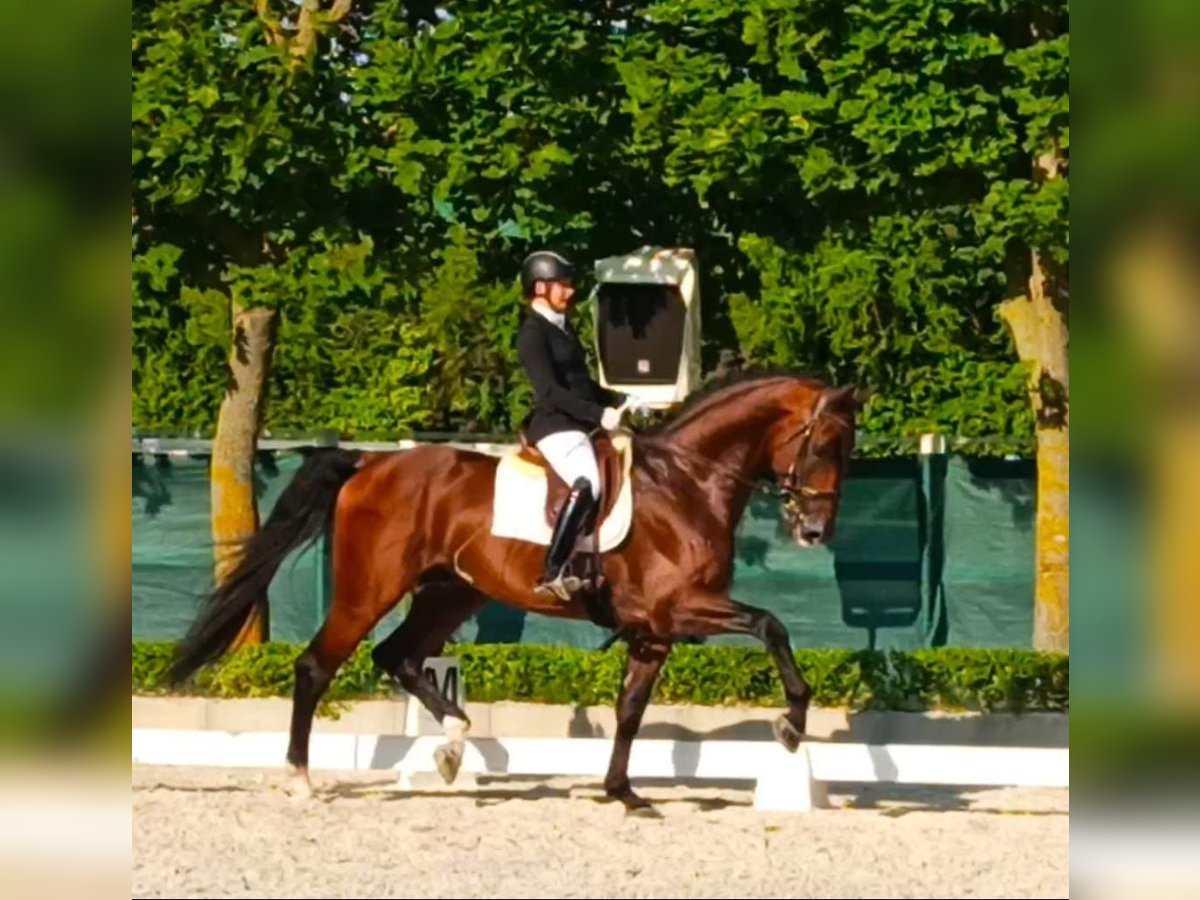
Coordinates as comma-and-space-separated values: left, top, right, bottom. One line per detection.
516, 310, 626, 443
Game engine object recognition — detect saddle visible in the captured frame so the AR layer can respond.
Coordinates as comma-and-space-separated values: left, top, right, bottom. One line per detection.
516, 430, 627, 533
489, 429, 635, 562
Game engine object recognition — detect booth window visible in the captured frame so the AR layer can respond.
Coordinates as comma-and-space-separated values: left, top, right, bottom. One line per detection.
595, 282, 686, 384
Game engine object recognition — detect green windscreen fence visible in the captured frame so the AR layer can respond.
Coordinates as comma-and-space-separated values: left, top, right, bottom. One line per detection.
132, 447, 1035, 650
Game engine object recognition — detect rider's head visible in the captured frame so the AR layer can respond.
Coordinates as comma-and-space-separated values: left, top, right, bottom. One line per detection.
521, 250, 576, 314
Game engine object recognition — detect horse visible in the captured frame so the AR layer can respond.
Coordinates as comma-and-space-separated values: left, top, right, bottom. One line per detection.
166, 372, 865, 815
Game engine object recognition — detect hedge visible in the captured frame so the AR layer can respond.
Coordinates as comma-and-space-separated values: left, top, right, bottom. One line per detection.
133, 641, 1068, 715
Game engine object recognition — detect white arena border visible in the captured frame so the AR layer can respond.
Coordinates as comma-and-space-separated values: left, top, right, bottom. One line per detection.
132, 728, 1068, 812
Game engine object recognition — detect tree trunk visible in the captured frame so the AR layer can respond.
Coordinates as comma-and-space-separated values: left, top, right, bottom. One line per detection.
999, 151, 1069, 653
211, 302, 277, 649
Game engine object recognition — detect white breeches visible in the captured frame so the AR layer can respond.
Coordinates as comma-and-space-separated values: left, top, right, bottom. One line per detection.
534, 430, 601, 499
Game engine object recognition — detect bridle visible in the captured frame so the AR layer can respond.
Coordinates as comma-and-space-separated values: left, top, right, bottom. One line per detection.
772, 392, 854, 522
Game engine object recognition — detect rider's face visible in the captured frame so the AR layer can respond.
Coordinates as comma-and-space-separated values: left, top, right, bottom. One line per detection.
539, 280, 576, 313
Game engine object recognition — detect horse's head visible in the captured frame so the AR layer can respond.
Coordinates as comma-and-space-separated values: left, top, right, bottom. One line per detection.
641, 372, 869, 545
767, 383, 866, 547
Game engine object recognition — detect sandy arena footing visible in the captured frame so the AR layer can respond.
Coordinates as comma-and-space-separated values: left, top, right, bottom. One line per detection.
133, 764, 1068, 899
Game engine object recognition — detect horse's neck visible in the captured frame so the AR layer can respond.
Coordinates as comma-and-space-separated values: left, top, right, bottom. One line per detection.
670, 388, 784, 471
665, 388, 786, 519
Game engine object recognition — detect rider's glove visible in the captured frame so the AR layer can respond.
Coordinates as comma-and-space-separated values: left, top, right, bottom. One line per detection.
601, 407, 623, 431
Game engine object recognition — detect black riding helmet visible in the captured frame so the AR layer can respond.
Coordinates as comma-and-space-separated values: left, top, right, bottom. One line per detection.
520, 250, 575, 298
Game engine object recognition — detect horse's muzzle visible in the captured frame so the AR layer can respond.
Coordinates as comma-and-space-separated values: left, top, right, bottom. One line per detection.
793, 514, 830, 547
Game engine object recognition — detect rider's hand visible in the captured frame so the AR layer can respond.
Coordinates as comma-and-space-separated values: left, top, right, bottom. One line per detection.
601, 407, 623, 431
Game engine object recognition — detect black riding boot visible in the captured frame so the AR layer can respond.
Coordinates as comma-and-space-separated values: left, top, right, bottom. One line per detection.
535, 478, 596, 600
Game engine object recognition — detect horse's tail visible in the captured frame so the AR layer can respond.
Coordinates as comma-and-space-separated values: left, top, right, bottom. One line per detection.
166, 447, 363, 687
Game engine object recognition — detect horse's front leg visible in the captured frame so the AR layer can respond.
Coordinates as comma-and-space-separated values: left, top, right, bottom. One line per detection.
672, 592, 811, 751
603, 631, 673, 816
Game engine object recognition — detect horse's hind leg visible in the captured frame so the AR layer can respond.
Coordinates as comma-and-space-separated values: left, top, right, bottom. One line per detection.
671, 592, 811, 751
287, 624, 371, 799
286, 509, 421, 798
289, 610, 409, 798
371, 574, 489, 783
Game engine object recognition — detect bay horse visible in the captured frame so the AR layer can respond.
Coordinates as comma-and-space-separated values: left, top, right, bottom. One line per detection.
166, 373, 865, 814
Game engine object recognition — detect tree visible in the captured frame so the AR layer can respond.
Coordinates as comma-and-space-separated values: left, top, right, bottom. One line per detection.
133, 1, 1069, 488
612, 0, 1068, 646
996, 8, 1069, 651
997, 150, 1068, 652
133, 0, 363, 643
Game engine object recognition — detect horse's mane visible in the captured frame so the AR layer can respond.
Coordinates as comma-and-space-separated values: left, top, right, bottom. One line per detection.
639, 366, 828, 437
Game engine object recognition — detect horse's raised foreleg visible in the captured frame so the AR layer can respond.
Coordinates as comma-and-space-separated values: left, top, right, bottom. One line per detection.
370, 575, 489, 783
671, 592, 811, 751
603, 631, 673, 816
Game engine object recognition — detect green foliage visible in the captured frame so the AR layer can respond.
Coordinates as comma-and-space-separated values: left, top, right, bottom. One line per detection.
133, 0, 1068, 453
133, 640, 1069, 714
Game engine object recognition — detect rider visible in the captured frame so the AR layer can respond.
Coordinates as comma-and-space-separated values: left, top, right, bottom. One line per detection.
516, 250, 630, 600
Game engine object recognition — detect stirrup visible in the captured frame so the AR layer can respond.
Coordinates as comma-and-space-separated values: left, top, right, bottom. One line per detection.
534, 570, 585, 602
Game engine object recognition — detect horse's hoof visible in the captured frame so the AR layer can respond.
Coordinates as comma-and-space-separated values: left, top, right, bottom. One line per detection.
434, 743, 463, 784
608, 786, 659, 817
772, 714, 804, 753
285, 766, 313, 801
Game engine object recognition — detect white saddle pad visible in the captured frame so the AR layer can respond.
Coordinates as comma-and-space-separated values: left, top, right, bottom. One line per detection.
490, 432, 634, 552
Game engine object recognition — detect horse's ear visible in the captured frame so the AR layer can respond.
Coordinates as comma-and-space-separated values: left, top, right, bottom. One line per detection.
825, 388, 864, 415
827, 385, 871, 411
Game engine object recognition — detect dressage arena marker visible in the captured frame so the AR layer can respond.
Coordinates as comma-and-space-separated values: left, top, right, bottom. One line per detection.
131, 728, 1067, 813
405, 656, 463, 735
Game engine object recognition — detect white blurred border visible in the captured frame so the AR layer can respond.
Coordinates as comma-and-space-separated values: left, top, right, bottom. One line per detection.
1073, 818, 1200, 898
